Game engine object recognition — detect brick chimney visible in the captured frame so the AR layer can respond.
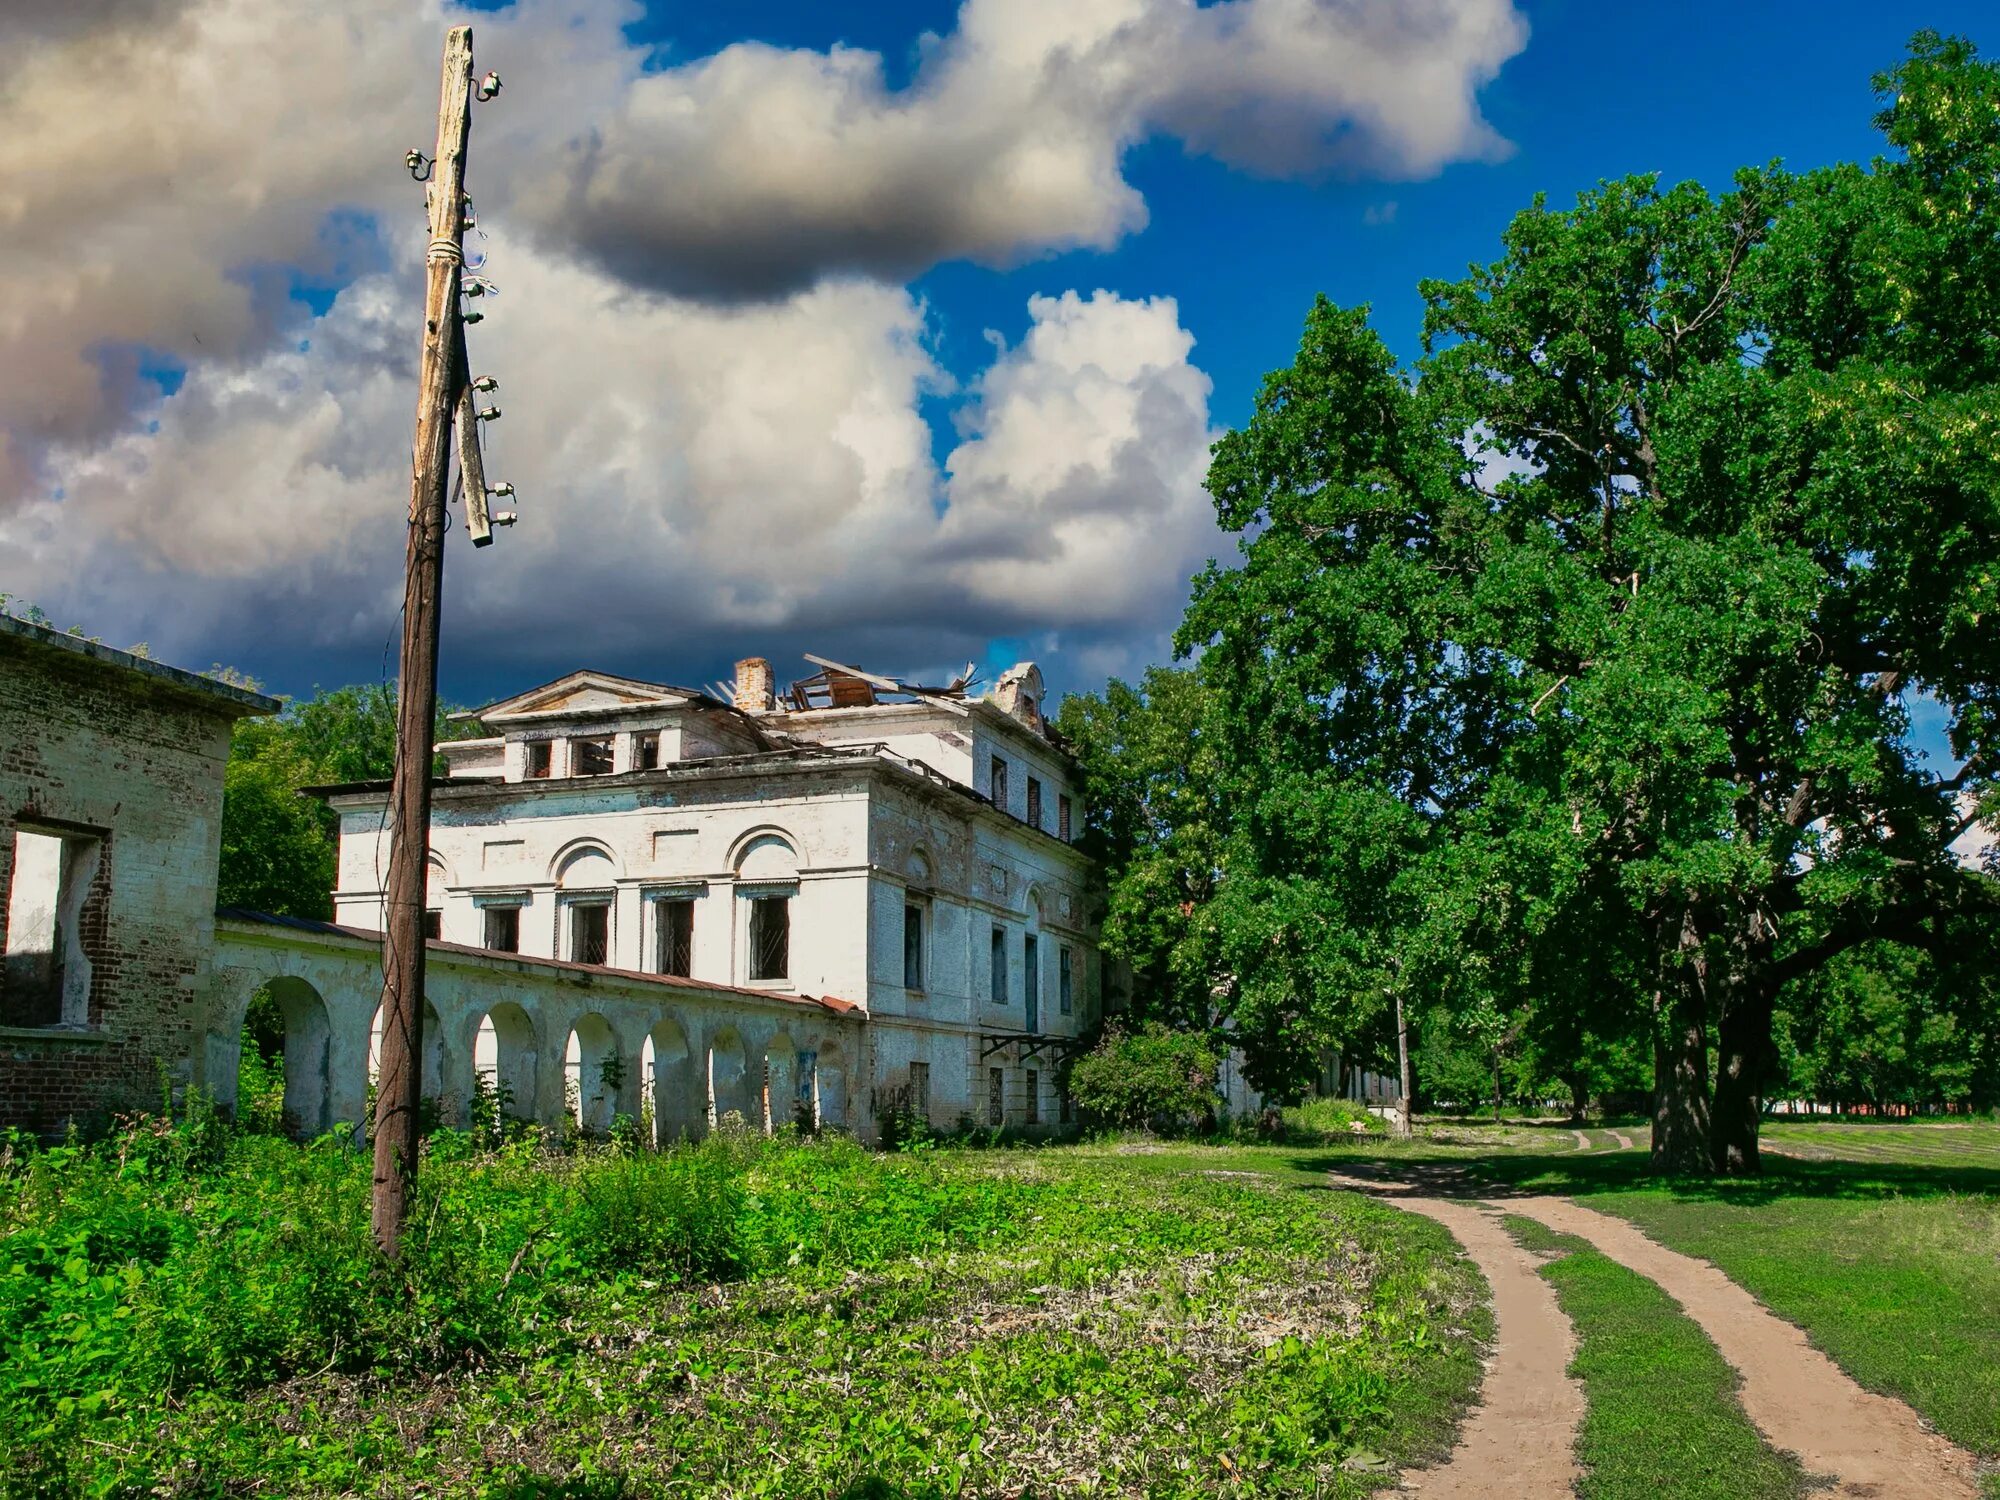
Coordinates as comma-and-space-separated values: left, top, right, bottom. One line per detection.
991, 662, 1044, 729
733, 656, 775, 713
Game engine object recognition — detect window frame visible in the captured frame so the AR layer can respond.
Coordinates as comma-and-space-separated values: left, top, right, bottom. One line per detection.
633, 731, 661, 771
653, 892, 696, 977
989, 755, 1009, 814
1025, 776, 1043, 830
525, 740, 553, 779
1058, 794, 1073, 842
744, 889, 792, 984
1025, 1068, 1040, 1126
989, 924, 1008, 1005
572, 736, 614, 777
2, 822, 103, 1031
988, 1066, 1004, 1127
561, 895, 613, 966
1059, 945, 1073, 1016
482, 903, 521, 953
902, 900, 925, 992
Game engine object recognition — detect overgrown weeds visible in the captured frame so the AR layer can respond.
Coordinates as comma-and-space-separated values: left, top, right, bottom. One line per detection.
0, 1108, 1484, 1497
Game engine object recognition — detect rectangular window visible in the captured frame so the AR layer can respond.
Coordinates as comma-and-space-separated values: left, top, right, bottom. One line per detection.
569, 901, 610, 965
910, 1060, 930, 1119
1058, 794, 1073, 842
1024, 932, 1040, 1029
989, 755, 1009, 812
483, 905, 520, 953
526, 741, 552, 779
573, 737, 614, 776
1025, 1069, 1040, 1126
422, 909, 442, 941
989, 1066, 1004, 1127
903, 903, 924, 990
634, 732, 660, 770
749, 895, 790, 981
990, 924, 1007, 1004
1059, 946, 1073, 1015
4, 827, 99, 1029
656, 897, 694, 977
1026, 777, 1042, 830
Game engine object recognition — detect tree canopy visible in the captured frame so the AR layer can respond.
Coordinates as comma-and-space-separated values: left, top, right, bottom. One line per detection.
219, 684, 482, 921
1070, 33, 2000, 1173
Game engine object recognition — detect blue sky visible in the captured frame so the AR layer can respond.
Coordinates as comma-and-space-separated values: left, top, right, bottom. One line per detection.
1, 0, 1988, 732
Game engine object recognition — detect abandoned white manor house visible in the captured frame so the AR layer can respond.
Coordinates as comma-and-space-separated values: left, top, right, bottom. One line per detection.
1, 616, 1263, 1138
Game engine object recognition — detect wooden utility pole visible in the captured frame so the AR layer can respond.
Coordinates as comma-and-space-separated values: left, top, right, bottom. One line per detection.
373, 26, 476, 1258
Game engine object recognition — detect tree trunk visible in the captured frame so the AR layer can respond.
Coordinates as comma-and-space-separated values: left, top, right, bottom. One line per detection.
1651, 982, 1712, 1174
1492, 1053, 1502, 1124
1710, 994, 1768, 1175
1567, 1068, 1588, 1124
1394, 989, 1413, 1139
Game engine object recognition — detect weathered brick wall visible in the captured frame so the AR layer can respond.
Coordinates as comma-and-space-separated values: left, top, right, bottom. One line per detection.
0, 631, 245, 1133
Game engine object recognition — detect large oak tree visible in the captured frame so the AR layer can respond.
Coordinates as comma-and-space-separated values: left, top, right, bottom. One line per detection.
1179, 35, 2000, 1173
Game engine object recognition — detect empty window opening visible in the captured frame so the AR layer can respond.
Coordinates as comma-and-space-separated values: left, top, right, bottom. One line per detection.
1058, 794, 1073, 842
909, 1060, 930, 1120
568, 900, 610, 965
526, 741, 553, 779
1024, 933, 1040, 1028
634, 732, 661, 770
1026, 777, 1043, 830
483, 905, 521, 953
749, 895, 790, 981
1059, 946, 1074, 1016
989, 755, 1009, 812
422, 909, 442, 941
903, 903, 924, 990
3, 827, 100, 1029
573, 737, 614, 776
656, 897, 694, 977
1025, 1068, 1040, 1126
990, 925, 1007, 1004
988, 1066, 1004, 1127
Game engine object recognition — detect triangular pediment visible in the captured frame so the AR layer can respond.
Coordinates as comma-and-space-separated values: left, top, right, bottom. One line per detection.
471, 669, 706, 722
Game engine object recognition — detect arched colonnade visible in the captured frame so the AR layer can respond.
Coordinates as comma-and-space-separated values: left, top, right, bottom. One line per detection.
207, 915, 858, 1142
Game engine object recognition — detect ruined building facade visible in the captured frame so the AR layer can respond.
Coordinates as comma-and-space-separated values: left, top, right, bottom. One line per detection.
0, 616, 278, 1129
320, 656, 1101, 1134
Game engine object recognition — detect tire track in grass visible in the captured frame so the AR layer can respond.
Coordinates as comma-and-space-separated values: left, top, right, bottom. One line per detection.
1501, 1215, 1811, 1500
1503, 1194, 1985, 1499
1326, 1180, 1583, 1498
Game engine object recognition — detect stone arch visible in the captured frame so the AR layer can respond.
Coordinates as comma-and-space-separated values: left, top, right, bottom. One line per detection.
815, 1038, 849, 1131
563, 1012, 622, 1135
239, 975, 332, 1137
469, 1001, 539, 1122
552, 839, 619, 887
906, 848, 933, 887
642, 1014, 698, 1144
367, 998, 444, 1104
708, 1025, 750, 1127
425, 854, 449, 910
729, 827, 801, 879
763, 1030, 801, 1133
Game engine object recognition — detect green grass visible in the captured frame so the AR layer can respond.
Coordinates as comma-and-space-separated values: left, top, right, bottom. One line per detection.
1501, 1215, 1810, 1500
0, 1121, 1489, 1498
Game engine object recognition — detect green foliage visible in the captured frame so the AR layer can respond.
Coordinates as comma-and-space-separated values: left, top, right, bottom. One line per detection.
218, 684, 490, 920
0, 1124, 1486, 1497
1282, 1096, 1388, 1139
1170, 33, 2000, 1170
1056, 666, 1228, 1028
1067, 1023, 1221, 1132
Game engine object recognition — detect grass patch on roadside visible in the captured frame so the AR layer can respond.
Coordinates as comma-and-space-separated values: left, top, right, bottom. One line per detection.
0, 1122, 1489, 1498
1501, 1215, 1810, 1500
